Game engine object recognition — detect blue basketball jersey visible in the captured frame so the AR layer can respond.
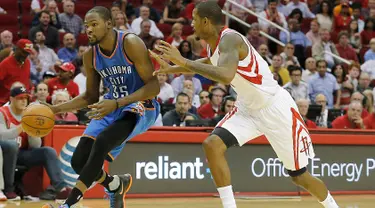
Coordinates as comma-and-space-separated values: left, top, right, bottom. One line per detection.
93, 30, 144, 100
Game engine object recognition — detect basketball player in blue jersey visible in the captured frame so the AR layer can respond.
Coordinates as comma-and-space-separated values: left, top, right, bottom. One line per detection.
42, 6, 160, 208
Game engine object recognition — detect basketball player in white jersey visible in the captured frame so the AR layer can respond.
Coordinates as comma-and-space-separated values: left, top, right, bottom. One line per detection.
149, 1, 339, 208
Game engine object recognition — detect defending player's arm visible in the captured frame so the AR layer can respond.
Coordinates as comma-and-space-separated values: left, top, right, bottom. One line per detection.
116, 34, 161, 107
51, 48, 101, 114
157, 34, 241, 84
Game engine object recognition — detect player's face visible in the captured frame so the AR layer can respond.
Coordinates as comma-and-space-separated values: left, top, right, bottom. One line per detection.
191, 9, 206, 39
85, 13, 111, 46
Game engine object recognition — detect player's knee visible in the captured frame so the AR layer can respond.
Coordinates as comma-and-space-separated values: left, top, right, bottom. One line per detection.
288, 167, 308, 185
202, 135, 227, 155
71, 150, 84, 174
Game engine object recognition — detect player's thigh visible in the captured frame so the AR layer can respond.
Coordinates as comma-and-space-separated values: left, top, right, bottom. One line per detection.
213, 107, 263, 148
258, 93, 315, 171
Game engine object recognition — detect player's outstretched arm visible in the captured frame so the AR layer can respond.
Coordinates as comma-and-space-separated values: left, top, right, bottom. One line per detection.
51, 47, 101, 114
156, 34, 241, 84
117, 34, 161, 107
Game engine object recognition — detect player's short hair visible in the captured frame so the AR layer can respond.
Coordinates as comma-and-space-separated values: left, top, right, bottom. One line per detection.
87, 6, 112, 21
195, 1, 223, 25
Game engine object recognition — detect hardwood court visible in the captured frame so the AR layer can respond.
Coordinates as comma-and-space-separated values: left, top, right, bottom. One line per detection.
0, 195, 374, 208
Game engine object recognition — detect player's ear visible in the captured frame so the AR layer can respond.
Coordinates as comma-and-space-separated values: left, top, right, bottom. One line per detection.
106, 20, 112, 29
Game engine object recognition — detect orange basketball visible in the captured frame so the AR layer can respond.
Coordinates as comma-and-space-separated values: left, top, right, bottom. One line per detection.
21, 104, 55, 137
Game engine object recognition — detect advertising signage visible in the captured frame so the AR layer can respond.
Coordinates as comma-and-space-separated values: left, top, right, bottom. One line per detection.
109, 143, 375, 193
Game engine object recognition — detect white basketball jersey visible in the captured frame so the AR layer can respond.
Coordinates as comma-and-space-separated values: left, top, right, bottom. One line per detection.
208, 27, 281, 110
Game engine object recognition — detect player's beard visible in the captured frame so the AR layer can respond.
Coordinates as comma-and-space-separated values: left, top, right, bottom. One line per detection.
88, 39, 100, 46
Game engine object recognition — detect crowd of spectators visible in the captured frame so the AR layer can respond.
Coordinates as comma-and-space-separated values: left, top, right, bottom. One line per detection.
1, 0, 375, 201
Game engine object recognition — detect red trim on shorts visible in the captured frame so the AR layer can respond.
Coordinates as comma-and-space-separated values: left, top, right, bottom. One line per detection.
291, 108, 310, 170
217, 106, 237, 127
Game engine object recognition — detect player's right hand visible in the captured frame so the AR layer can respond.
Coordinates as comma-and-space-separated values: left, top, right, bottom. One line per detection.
148, 49, 171, 76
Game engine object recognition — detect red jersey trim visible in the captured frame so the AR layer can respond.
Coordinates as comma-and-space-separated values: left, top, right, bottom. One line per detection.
0, 106, 20, 127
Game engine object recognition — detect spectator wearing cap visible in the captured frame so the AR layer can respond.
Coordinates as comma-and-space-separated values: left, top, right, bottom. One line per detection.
29, 10, 59, 49
0, 86, 72, 200
52, 90, 78, 122
332, 101, 365, 129
42, 70, 56, 83
198, 86, 226, 119
57, 33, 77, 63
34, 31, 61, 77
335, 31, 359, 62
47, 62, 79, 98
0, 39, 33, 106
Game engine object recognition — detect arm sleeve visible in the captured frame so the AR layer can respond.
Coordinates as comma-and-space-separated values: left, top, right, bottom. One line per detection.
0, 114, 19, 140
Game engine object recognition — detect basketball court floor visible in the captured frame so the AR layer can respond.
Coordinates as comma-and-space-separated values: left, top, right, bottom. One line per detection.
0, 195, 373, 208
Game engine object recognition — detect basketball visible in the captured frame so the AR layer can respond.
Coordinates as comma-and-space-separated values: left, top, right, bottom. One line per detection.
21, 104, 55, 137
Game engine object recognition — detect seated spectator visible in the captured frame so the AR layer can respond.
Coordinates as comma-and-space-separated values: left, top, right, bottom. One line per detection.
157, 72, 174, 104
296, 99, 317, 128
315, 0, 333, 31
35, 31, 61, 74
32, 0, 61, 29
131, 6, 164, 38
59, 0, 84, 37
246, 23, 266, 51
31, 0, 49, 14
270, 55, 290, 86
0, 30, 14, 51
258, 0, 287, 36
257, 44, 272, 66
113, 11, 133, 32
348, 19, 362, 54
364, 38, 375, 62
312, 28, 340, 69
0, 39, 33, 106
346, 92, 370, 118
179, 40, 199, 60
0, 86, 71, 200
179, 88, 199, 114
284, 65, 309, 101
347, 62, 361, 90
179, 80, 200, 108
138, 19, 157, 49
280, 43, 300, 67
48, 62, 79, 98
162, 92, 197, 126
135, 0, 162, 23
198, 86, 226, 119
58, 33, 77, 63
29, 10, 59, 49
210, 95, 236, 126
52, 90, 78, 122
309, 60, 341, 109
288, 8, 303, 24
335, 31, 359, 63
162, 0, 186, 25
280, 18, 312, 50
302, 57, 317, 83
166, 23, 185, 47
187, 34, 206, 57
351, 3, 364, 32
72, 58, 86, 94
171, 73, 202, 95
113, 0, 135, 21
333, 2, 351, 33
225, 0, 253, 35
357, 72, 372, 93
306, 19, 321, 46
284, 0, 315, 18
332, 101, 366, 129
199, 90, 210, 106
360, 19, 375, 47
32, 82, 49, 104
331, 64, 353, 109
314, 93, 328, 128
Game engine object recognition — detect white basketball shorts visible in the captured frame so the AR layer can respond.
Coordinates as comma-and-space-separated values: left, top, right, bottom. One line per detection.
216, 88, 315, 171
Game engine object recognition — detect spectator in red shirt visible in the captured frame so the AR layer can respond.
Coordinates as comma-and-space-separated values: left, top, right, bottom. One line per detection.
165, 23, 185, 47
51, 89, 78, 122
296, 98, 317, 128
47, 62, 79, 98
335, 31, 359, 63
332, 101, 366, 129
344, 92, 370, 118
184, 0, 201, 24
0, 39, 33, 106
198, 86, 226, 119
334, 3, 351, 33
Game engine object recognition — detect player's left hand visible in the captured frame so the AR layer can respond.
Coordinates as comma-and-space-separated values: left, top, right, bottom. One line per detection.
87, 99, 118, 120
155, 40, 186, 66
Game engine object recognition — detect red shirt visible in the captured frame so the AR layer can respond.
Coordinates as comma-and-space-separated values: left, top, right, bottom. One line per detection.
47, 77, 79, 98
364, 113, 375, 129
334, 15, 351, 33
335, 44, 359, 62
0, 56, 31, 106
198, 102, 222, 119
0, 106, 29, 149
184, 3, 195, 21
331, 114, 363, 129
343, 107, 369, 119
305, 119, 317, 128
